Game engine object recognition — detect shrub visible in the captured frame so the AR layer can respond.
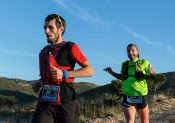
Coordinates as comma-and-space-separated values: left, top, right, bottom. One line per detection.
148, 74, 166, 93
0, 94, 16, 105
111, 80, 122, 95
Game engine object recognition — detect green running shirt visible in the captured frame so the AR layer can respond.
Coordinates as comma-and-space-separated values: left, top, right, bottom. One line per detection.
121, 59, 151, 96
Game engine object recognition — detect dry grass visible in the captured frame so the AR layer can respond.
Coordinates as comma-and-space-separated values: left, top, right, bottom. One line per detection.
79, 92, 175, 123
0, 93, 174, 123
0, 72, 175, 123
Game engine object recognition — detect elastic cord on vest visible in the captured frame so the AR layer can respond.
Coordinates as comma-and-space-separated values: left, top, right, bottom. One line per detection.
63, 70, 70, 79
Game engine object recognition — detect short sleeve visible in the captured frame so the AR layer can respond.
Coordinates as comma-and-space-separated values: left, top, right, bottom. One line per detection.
142, 59, 151, 75
70, 44, 87, 66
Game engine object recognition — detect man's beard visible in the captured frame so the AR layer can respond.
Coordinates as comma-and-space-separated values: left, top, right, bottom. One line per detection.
47, 35, 59, 44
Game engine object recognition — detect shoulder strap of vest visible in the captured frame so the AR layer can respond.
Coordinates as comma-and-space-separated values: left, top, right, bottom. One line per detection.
122, 60, 129, 75
39, 41, 74, 72
41, 41, 73, 56
135, 59, 145, 71
63, 41, 75, 49
39, 45, 51, 81
40, 45, 51, 57
121, 59, 147, 80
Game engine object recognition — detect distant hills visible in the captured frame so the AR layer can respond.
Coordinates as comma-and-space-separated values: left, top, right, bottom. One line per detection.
0, 77, 98, 104
0, 77, 98, 94
0, 71, 175, 104
0, 77, 37, 104
158, 71, 175, 92
79, 71, 175, 97
0, 77, 33, 93
73, 82, 98, 94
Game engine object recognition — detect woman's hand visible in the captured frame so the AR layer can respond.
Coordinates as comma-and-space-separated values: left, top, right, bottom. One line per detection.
104, 67, 113, 74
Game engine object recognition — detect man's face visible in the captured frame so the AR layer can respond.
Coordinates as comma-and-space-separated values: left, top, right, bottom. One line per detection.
127, 46, 139, 61
44, 19, 60, 44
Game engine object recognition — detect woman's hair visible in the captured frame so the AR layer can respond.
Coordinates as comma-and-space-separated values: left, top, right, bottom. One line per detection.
45, 14, 66, 35
127, 43, 140, 58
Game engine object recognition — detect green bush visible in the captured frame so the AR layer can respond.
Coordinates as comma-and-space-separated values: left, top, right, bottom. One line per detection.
0, 95, 16, 105
147, 74, 166, 93
111, 80, 122, 95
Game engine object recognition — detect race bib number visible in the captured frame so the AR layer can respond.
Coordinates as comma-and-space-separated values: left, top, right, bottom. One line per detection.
41, 85, 60, 103
127, 96, 142, 103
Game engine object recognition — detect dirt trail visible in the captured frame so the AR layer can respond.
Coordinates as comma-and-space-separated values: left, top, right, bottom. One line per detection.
87, 97, 175, 123
0, 98, 175, 123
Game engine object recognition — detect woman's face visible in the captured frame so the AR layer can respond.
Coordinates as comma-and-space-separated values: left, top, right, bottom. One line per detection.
127, 46, 139, 61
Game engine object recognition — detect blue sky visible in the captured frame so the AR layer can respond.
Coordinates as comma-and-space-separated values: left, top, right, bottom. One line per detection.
0, 0, 175, 85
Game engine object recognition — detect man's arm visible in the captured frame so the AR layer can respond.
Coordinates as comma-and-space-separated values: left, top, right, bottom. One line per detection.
51, 44, 94, 80
50, 61, 93, 79
68, 44, 94, 78
69, 61, 94, 78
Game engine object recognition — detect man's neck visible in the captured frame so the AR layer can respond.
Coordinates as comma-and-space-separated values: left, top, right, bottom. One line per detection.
51, 37, 64, 48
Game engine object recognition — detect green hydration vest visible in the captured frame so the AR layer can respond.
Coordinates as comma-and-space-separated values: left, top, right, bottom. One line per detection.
121, 58, 151, 96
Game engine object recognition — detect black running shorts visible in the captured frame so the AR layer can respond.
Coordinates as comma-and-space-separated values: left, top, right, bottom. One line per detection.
122, 95, 148, 109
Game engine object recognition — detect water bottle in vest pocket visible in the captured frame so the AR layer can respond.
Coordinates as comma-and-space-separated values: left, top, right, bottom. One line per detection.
48, 52, 62, 83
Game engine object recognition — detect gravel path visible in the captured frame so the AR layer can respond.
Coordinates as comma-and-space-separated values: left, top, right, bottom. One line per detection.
86, 97, 175, 123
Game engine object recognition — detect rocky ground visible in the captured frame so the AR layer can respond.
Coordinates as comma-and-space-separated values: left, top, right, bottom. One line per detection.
86, 97, 175, 123
149, 97, 175, 123
0, 97, 175, 123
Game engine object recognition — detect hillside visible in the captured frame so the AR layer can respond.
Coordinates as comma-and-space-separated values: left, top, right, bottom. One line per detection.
79, 72, 175, 97
0, 77, 37, 103
158, 71, 175, 93
85, 96, 175, 123
0, 71, 175, 123
73, 82, 98, 94
78, 71, 175, 123
0, 77, 29, 90
0, 77, 98, 104
1, 71, 174, 104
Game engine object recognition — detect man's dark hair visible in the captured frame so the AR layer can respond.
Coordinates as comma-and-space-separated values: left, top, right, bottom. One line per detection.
45, 14, 66, 35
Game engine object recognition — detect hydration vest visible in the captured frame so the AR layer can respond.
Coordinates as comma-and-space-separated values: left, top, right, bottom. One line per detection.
121, 59, 146, 80
39, 41, 77, 104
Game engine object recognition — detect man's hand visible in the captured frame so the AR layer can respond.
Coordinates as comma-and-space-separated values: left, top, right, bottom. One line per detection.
32, 80, 43, 93
50, 68, 63, 80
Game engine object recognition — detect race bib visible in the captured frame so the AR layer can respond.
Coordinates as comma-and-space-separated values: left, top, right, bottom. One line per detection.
127, 96, 142, 103
41, 85, 60, 103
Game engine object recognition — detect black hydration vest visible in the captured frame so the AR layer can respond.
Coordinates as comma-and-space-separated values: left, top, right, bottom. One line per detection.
39, 41, 77, 104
